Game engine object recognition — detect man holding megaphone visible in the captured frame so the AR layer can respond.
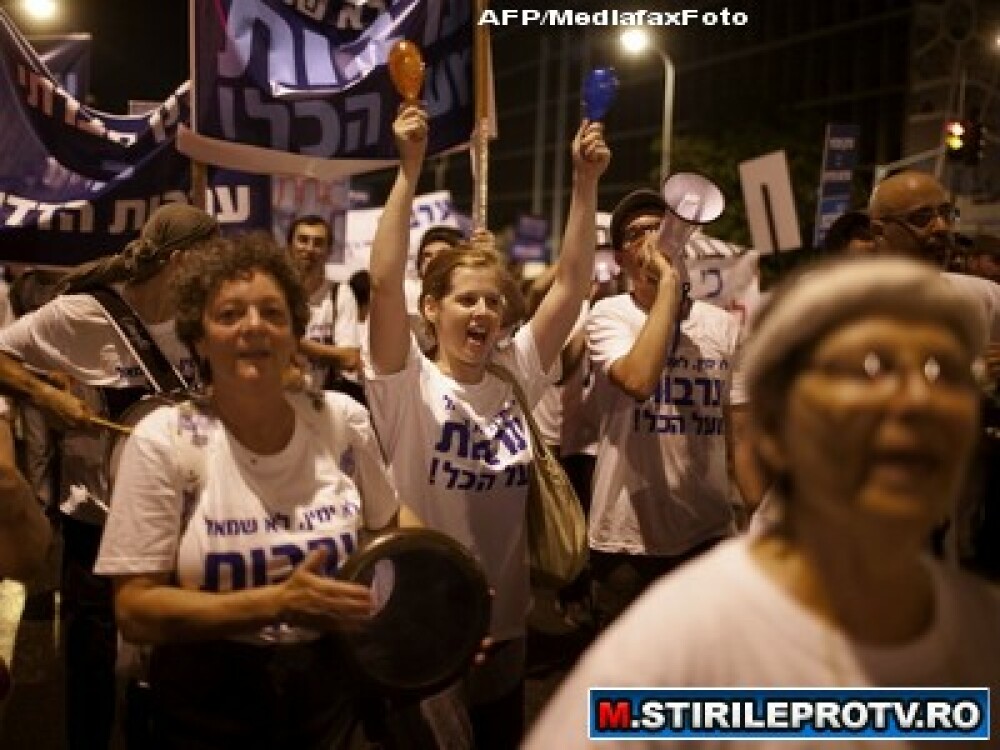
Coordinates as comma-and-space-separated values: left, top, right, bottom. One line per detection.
585, 185, 759, 628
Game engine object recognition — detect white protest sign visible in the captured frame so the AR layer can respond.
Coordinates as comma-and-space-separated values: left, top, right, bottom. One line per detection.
683, 235, 762, 337
330, 190, 458, 281
738, 151, 802, 253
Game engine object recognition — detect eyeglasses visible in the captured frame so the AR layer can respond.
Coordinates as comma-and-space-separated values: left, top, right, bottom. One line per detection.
807, 350, 983, 396
621, 221, 662, 247
880, 203, 959, 229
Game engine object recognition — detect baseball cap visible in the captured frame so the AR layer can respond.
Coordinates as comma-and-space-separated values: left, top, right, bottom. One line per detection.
609, 189, 666, 252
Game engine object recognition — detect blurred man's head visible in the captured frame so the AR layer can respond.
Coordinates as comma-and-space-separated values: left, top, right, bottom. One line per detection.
963, 234, 1000, 284
417, 226, 464, 278
823, 210, 874, 256
869, 171, 957, 268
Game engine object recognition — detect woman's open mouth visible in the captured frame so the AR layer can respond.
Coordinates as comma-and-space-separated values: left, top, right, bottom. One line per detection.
466, 323, 489, 347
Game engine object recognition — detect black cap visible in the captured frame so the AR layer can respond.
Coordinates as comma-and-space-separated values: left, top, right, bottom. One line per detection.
609, 190, 666, 251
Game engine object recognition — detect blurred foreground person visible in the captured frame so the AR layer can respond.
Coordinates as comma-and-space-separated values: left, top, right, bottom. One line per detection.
95, 236, 401, 749
0, 415, 50, 582
526, 256, 1000, 748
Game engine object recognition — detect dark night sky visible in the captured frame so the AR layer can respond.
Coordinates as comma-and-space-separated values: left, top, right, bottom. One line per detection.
8, 0, 188, 112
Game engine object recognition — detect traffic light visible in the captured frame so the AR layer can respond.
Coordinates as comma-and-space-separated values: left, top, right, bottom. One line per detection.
945, 119, 967, 162
944, 119, 988, 165
965, 120, 986, 166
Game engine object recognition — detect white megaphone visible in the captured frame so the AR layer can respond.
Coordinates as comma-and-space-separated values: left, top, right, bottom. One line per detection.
657, 172, 725, 296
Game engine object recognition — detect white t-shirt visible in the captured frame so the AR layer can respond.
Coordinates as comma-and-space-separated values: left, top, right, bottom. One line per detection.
364, 326, 556, 640
0, 291, 194, 386
532, 303, 598, 456
587, 295, 745, 556
525, 536, 1000, 749
942, 271, 1000, 343
305, 280, 360, 387
0, 292, 196, 522
95, 392, 398, 644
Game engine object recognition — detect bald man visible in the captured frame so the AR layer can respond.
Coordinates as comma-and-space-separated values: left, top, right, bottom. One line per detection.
869, 170, 1000, 343
869, 170, 958, 267
870, 171, 1000, 570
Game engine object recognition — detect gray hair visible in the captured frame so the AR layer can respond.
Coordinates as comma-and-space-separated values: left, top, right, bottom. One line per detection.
741, 255, 987, 430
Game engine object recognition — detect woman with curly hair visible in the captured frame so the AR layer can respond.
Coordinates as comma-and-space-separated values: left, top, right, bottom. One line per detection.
96, 233, 402, 749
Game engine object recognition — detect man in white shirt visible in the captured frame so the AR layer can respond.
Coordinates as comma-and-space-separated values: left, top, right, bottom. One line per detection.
869, 170, 1000, 567
287, 215, 362, 390
868, 170, 1000, 342
586, 190, 762, 627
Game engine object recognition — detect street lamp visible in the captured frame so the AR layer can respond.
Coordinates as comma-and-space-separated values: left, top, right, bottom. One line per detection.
620, 28, 675, 182
20, 0, 58, 21
2, 0, 60, 23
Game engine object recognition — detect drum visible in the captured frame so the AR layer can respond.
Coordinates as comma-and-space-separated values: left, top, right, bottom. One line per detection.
337, 528, 491, 698
104, 393, 184, 485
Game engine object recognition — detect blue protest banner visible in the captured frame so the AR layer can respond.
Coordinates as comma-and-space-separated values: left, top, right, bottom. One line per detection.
510, 214, 550, 263
813, 122, 859, 247
0, 10, 271, 265
180, 0, 475, 179
30, 33, 91, 100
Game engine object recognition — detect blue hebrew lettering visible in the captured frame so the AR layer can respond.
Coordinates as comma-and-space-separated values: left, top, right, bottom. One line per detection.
457, 469, 477, 490
203, 552, 246, 591
672, 377, 695, 406
434, 420, 471, 457
442, 459, 461, 489
250, 548, 267, 587
271, 543, 306, 575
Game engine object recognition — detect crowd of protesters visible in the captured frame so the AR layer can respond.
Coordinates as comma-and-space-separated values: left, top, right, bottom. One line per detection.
0, 99, 998, 750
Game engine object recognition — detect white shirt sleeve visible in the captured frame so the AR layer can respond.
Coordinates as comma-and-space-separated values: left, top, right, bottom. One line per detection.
337, 394, 399, 530
95, 407, 184, 575
333, 284, 360, 348
726, 315, 749, 407
586, 297, 634, 375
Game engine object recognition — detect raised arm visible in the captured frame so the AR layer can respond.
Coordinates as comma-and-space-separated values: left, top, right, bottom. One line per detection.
368, 104, 428, 375
529, 120, 610, 372
608, 247, 683, 401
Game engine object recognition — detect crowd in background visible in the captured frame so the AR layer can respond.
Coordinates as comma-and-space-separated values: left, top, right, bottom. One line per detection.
0, 105, 997, 750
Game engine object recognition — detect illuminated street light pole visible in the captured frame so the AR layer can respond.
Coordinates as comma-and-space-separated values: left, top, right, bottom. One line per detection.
19, 0, 58, 21
1, 0, 60, 23
620, 28, 675, 182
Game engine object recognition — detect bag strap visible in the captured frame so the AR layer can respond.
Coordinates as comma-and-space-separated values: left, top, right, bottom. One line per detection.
329, 282, 339, 345
485, 362, 553, 465
86, 286, 189, 393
